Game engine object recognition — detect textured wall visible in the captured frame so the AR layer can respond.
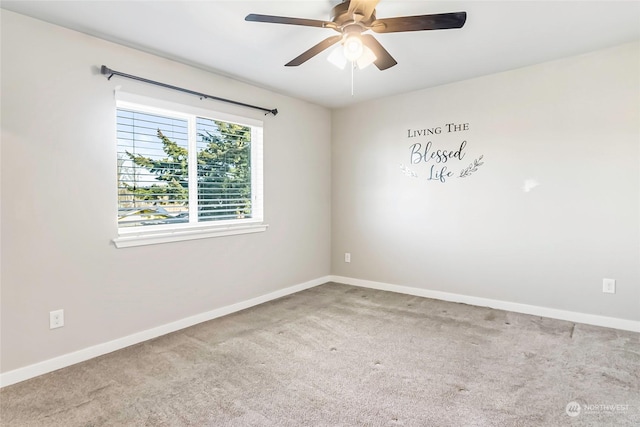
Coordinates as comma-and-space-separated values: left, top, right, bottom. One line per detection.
1, 11, 331, 373
331, 42, 640, 321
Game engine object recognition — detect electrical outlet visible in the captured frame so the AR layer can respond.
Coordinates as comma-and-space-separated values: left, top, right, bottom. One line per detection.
602, 278, 616, 294
344, 252, 351, 263
50, 309, 64, 329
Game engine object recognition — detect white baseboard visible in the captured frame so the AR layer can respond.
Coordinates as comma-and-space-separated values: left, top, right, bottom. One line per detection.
3, 274, 637, 388
330, 275, 640, 333
0, 276, 330, 388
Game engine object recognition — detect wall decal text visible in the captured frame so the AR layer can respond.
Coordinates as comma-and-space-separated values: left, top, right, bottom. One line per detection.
401, 122, 484, 183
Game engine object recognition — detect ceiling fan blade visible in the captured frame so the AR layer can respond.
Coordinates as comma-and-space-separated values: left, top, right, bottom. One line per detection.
245, 13, 336, 29
285, 35, 342, 67
361, 34, 397, 70
371, 12, 467, 33
348, 0, 380, 21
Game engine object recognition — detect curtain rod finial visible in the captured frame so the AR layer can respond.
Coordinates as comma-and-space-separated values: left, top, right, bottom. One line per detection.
101, 65, 115, 80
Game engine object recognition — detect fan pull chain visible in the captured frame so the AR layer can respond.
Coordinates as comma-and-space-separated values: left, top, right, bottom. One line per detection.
351, 61, 355, 96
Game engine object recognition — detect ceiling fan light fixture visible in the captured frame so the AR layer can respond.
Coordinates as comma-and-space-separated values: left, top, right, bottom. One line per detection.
343, 33, 364, 61
327, 45, 348, 69
356, 45, 377, 69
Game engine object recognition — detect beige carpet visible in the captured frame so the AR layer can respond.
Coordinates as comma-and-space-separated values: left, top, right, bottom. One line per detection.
1, 282, 639, 426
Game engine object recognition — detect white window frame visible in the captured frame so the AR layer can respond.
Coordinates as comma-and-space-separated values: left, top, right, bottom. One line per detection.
113, 92, 266, 248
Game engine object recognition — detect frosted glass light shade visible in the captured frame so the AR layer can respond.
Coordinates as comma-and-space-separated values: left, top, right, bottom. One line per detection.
327, 45, 348, 69
327, 37, 377, 70
356, 46, 377, 69
343, 34, 364, 61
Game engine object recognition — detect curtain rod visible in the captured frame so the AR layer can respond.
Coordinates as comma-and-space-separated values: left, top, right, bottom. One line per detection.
100, 65, 278, 116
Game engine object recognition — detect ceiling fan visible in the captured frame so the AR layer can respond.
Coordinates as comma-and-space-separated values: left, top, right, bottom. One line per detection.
245, 0, 467, 71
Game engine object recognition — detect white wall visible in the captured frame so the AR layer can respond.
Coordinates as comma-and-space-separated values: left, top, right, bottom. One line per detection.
332, 41, 640, 322
1, 11, 331, 374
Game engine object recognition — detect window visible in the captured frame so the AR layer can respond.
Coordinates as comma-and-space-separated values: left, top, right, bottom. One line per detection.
114, 93, 265, 248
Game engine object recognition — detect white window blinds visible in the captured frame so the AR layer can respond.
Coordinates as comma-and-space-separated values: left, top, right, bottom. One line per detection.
116, 98, 263, 234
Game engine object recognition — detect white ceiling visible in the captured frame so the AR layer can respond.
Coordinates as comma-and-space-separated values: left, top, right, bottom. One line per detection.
3, 1, 640, 108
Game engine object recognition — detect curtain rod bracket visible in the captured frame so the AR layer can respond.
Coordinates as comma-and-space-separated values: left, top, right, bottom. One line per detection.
100, 65, 278, 116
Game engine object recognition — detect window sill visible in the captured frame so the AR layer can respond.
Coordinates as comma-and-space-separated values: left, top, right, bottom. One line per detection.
113, 222, 268, 248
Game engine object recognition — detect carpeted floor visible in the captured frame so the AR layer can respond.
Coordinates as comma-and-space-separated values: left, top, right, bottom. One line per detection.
1, 282, 639, 426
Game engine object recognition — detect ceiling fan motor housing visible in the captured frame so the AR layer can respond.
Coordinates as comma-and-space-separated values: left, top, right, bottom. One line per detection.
331, 1, 377, 27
